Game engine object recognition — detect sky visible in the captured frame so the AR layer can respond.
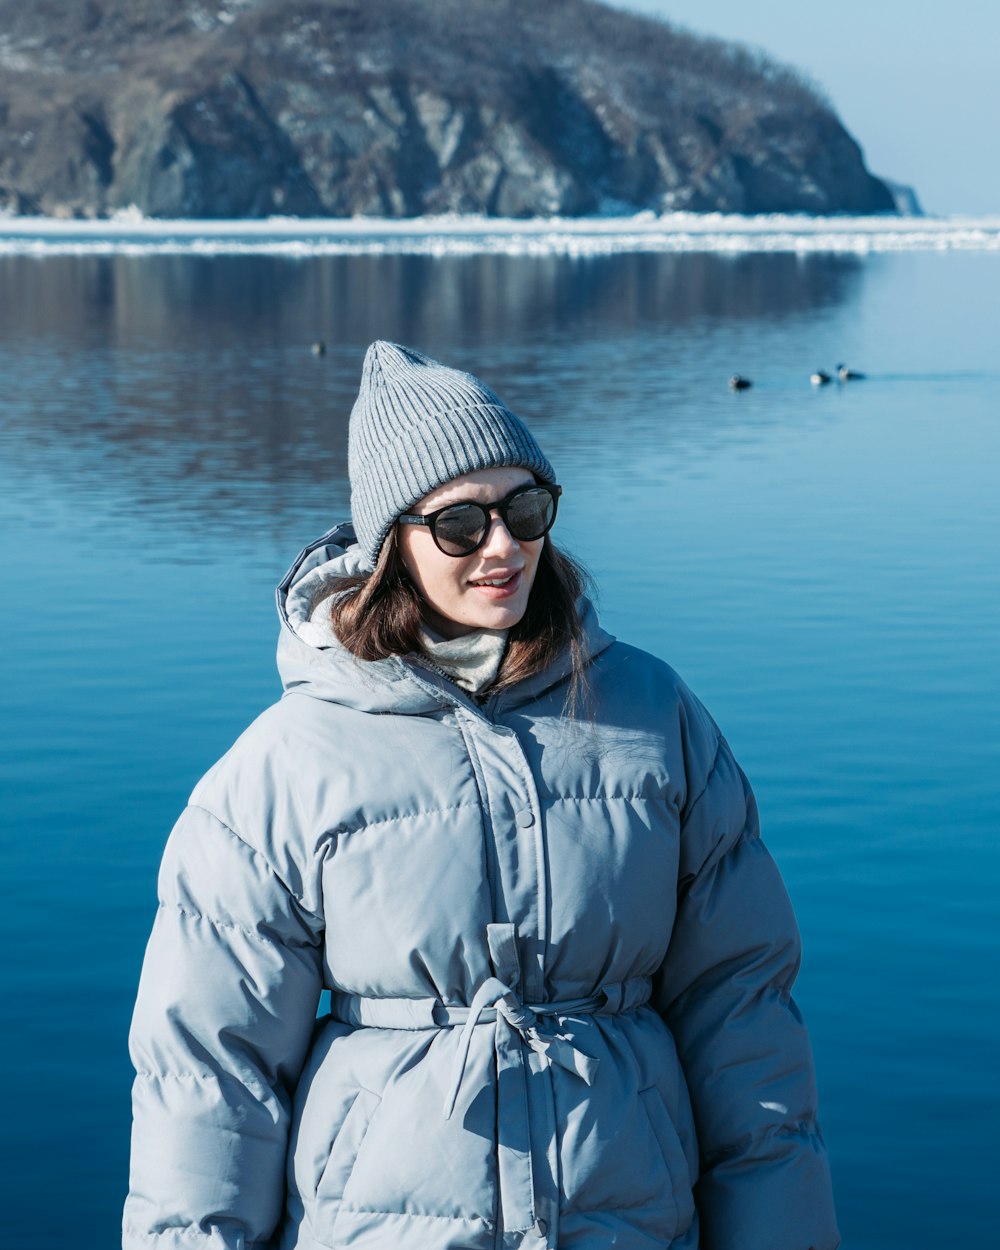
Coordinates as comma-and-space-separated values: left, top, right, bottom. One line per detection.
604, 0, 1000, 215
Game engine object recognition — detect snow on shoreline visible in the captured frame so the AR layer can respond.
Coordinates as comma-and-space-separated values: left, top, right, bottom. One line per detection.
1, 212, 999, 256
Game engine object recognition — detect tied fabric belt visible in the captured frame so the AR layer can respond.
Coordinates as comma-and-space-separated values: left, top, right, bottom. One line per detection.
329, 922, 652, 1234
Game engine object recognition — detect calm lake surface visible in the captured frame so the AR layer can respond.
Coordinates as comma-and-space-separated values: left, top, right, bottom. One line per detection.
1, 242, 997, 1249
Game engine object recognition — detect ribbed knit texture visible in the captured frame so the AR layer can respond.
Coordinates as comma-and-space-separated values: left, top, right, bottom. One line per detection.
348, 341, 556, 565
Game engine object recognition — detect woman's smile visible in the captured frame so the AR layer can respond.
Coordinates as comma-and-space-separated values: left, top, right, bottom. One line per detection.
467, 568, 523, 596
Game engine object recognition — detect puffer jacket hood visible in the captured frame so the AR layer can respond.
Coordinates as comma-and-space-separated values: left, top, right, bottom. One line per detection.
125, 528, 839, 1250
274, 522, 615, 715
274, 522, 439, 716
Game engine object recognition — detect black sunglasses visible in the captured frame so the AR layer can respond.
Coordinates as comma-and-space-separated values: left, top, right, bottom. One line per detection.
398, 483, 562, 557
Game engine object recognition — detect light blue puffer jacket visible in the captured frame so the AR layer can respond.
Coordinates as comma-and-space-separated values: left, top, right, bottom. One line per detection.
124, 527, 839, 1250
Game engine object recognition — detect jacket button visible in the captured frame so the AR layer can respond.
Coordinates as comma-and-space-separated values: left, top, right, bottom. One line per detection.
515, 809, 535, 827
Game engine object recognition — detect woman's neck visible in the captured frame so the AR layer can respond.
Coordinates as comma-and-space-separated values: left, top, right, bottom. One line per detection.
415, 621, 509, 694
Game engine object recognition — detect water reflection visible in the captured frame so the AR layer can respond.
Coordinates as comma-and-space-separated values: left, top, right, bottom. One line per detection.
1, 251, 862, 344
0, 251, 864, 537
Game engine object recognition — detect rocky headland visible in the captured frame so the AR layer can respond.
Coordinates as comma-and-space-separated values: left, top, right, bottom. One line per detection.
0, 0, 901, 219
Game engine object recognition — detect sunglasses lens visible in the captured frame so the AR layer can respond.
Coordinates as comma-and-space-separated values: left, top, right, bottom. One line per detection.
505, 488, 556, 540
428, 487, 558, 555
433, 503, 489, 555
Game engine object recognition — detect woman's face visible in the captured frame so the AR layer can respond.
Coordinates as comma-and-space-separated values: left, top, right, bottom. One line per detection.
396, 467, 544, 639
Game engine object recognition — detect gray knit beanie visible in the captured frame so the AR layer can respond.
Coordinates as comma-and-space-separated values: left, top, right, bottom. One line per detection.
348, 341, 556, 566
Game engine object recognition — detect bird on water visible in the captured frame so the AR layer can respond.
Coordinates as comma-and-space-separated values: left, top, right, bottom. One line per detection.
836, 362, 865, 381
729, 374, 752, 391
810, 369, 832, 386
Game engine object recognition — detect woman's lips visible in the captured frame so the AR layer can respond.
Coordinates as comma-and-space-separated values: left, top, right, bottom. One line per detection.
467, 569, 523, 599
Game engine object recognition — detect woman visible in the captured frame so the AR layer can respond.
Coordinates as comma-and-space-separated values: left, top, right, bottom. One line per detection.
125, 342, 839, 1250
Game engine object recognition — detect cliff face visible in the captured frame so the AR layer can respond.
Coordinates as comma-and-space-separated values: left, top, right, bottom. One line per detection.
0, 0, 897, 218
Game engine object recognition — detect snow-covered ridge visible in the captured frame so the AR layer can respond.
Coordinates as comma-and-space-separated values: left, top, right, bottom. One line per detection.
1, 212, 999, 256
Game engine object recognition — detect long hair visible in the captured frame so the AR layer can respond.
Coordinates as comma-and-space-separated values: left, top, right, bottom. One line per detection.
328, 527, 591, 709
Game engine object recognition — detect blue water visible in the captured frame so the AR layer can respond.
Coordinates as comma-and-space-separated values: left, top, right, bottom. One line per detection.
1, 247, 997, 1249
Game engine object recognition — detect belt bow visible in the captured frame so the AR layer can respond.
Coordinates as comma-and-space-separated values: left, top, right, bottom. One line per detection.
441, 923, 600, 1233
326, 925, 652, 1236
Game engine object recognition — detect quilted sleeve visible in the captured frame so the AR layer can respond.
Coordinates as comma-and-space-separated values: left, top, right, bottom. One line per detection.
123, 803, 325, 1250
652, 726, 840, 1250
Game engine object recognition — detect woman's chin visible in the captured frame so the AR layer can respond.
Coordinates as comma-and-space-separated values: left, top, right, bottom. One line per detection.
474, 603, 527, 632
424, 599, 528, 638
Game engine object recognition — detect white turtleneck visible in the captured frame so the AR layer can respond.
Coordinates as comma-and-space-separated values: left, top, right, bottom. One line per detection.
414, 622, 509, 694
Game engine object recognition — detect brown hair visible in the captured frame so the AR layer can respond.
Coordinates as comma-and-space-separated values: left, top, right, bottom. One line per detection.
328, 527, 591, 708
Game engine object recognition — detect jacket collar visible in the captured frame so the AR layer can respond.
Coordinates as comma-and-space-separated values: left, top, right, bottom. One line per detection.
275, 523, 614, 717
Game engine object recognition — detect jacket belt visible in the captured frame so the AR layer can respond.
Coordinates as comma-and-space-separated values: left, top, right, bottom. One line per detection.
328, 923, 652, 1235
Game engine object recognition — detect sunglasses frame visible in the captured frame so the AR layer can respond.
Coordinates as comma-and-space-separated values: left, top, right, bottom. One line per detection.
397, 482, 562, 557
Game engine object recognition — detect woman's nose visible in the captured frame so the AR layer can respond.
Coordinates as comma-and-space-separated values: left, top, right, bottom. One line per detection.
478, 512, 518, 556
